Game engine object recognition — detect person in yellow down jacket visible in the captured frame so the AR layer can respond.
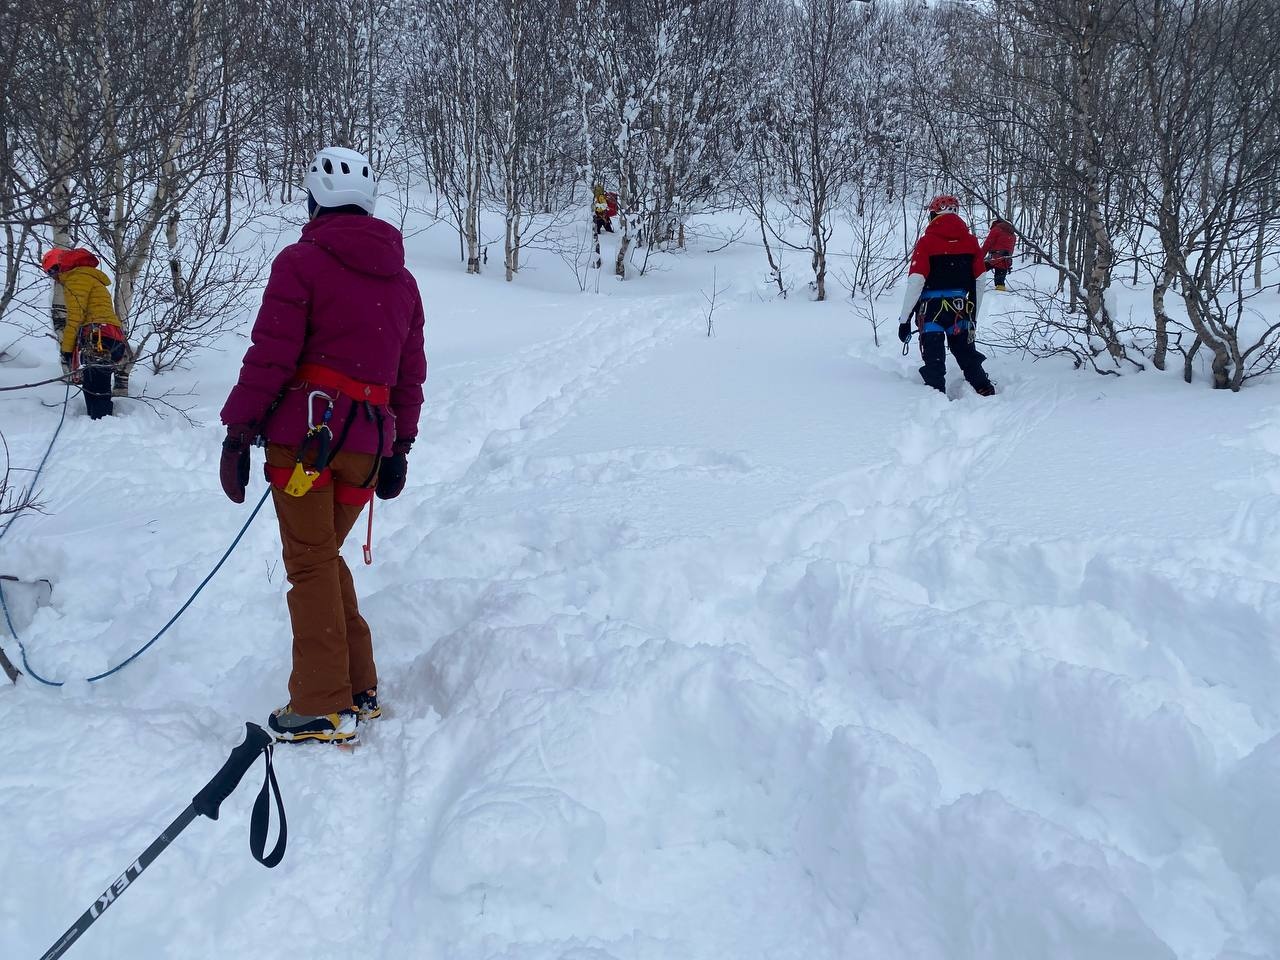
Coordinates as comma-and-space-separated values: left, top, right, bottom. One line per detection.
42, 248, 130, 419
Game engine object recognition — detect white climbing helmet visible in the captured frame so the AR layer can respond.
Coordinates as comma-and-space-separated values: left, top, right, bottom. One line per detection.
304, 146, 377, 214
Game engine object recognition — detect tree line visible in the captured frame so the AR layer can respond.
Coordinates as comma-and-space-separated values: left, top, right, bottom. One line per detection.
1, 0, 1277, 389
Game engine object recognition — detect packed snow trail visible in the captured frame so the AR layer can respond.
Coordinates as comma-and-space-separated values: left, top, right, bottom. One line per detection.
2, 220, 1279, 960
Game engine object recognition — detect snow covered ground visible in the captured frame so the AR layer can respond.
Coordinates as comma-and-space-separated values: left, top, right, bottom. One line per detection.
2, 206, 1279, 959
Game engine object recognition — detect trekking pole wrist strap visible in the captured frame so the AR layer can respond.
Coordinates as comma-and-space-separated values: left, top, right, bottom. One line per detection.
249, 744, 287, 868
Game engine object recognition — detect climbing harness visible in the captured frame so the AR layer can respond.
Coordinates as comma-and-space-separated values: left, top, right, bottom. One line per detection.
263, 392, 380, 503
984, 249, 1014, 271
264, 364, 389, 564
902, 286, 979, 357
76, 322, 126, 369
917, 287, 975, 337
272, 365, 390, 499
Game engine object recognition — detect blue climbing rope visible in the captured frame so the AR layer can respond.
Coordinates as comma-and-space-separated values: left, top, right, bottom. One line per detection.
0, 376, 276, 687
0, 380, 72, 679
0, 380, 71, 545
2, 486, 272, 687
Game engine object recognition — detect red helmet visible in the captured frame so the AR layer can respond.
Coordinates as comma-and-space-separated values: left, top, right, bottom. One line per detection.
928, 194, 960, 216
41, 248, 68, 275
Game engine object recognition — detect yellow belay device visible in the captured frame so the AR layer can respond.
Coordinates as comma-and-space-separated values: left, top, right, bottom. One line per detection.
285, 390, 335, 497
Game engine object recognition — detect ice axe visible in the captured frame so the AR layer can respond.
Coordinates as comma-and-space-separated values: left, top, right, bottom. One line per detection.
37, 722, 286, 960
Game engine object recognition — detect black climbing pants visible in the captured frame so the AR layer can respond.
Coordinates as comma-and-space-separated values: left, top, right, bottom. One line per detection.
918, 330, 991, 394
81, 341, 127, 419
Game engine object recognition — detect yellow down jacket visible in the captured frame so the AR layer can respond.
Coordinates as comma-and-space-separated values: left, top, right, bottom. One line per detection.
58, 266, 119, 354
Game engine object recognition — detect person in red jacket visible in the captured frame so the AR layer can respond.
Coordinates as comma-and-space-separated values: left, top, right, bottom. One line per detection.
982, 217, 1016, 291
219, 146, 428, 744
896, 195, 995, 396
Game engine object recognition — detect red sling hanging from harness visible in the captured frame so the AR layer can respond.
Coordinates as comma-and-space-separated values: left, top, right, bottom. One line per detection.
363, 500, 374, 566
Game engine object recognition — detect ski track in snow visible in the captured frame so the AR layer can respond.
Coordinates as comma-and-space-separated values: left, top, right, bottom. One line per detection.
3, 232, 1280, 959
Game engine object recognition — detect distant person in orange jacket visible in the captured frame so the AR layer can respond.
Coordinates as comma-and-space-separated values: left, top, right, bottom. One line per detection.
982, 218, 1016, 291
896, 195, 995, 397
41, 248, 130, 419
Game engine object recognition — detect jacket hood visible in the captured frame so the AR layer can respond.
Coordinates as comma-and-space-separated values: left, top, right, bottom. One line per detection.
302, 214, 405, 278
60, 248, 101, 271
62, 266, 112, 287
926, 212, 973, 241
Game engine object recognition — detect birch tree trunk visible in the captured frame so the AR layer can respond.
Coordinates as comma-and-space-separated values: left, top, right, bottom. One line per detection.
1255, 178, 1268, 291
108, 0, 205, 332
219, 52, 235, 245
1073, 0, 1123, 359
49, 17, 79, 344
1151, 260, 1170, 371
464, 0, 483, 275
501, 0, 525, 282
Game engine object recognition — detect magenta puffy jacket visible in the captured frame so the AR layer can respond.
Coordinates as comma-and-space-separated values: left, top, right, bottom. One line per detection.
221, 214, 427, 456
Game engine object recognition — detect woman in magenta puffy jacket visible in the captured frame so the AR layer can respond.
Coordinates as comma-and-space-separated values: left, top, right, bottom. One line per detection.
219, 146, 427, 745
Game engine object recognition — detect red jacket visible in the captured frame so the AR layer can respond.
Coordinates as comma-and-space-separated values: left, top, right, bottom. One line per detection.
903, 214, 985, 332
981, 221, 1016, 270
221, 214, 427, 456
909, 213, 985, 284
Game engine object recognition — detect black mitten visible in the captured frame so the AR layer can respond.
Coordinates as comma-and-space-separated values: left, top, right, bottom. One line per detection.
376, 452, 407, 500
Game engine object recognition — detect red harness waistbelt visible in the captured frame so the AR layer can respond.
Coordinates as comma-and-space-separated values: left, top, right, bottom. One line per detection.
292, 363, 391, 405
79, 322, 126, 343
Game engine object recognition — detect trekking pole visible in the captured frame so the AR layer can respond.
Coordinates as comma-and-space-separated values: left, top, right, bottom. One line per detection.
38, 722, 285, 960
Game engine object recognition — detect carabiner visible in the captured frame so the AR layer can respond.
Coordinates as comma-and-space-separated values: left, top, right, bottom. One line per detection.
307, 390, 334, 431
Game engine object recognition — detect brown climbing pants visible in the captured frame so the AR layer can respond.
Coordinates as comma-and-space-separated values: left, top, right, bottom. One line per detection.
267, 442, 378, 716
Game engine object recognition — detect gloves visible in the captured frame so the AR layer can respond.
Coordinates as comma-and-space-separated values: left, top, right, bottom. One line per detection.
376, 438, 413, 501
60, 352, 72, 375
220, 423, 257, 504
897, 322, 912, 344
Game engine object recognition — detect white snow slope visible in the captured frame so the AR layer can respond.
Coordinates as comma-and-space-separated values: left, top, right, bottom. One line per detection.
2, 208, 1280, 960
